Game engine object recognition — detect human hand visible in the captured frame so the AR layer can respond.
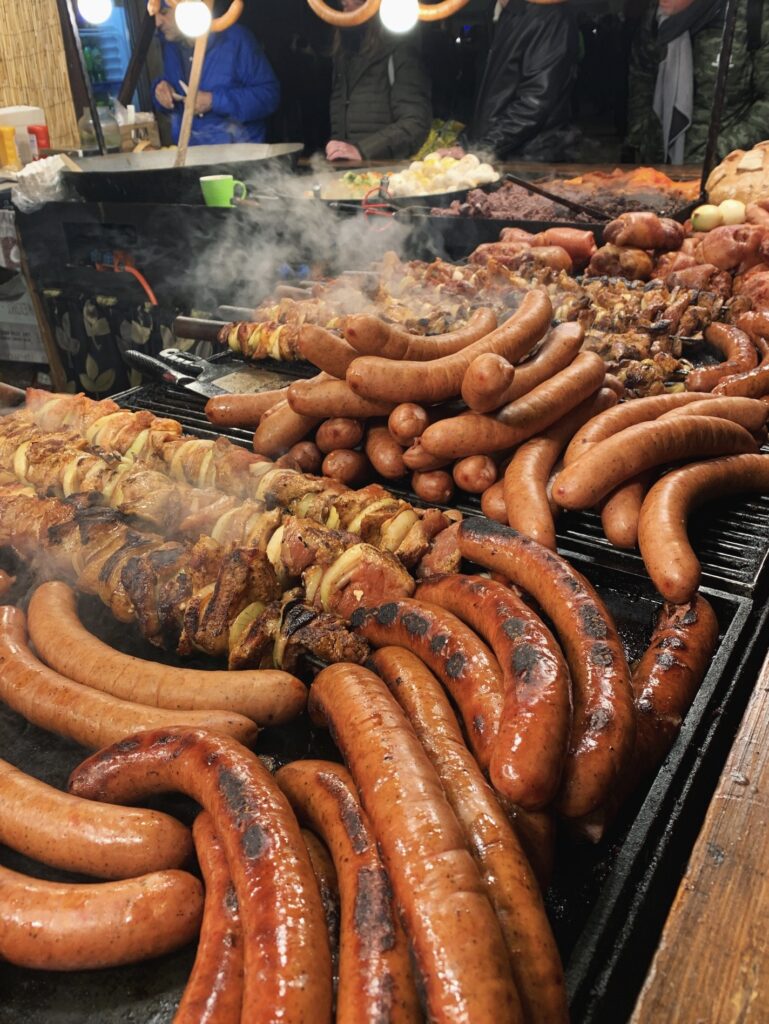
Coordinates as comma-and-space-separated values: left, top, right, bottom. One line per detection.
326, 140, 363, 162
194, 90, 213, 115
154, 80, 175, 110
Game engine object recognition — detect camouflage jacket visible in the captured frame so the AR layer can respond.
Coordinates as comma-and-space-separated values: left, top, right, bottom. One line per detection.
626, 0, 769, 163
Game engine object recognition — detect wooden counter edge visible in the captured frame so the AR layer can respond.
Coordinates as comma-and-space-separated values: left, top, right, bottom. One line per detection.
630, 651, 769, 1023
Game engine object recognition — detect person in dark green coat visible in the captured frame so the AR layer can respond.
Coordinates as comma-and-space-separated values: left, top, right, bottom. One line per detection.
325, 1, 432, 162
625, 0, 769, 164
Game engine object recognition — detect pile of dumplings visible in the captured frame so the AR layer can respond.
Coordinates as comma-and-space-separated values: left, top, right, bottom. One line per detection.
386, 152, 499, 198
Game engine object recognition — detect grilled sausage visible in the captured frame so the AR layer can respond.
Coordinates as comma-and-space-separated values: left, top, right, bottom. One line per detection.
369, 647, 568, 1024
713, 326, 769, 397
253, 399, 320, 457
457, 518, 635, 818
308, 662, 524, 1024
599, 473, 653, 549
205, 390, 288, 429
173, 812, 243, 1024
638, 453, 769, 602
461, 353, 516, 413
286, 440, 323, 475
563, 392, 712, 466
0, 864, 203, 971
686, 324, 758, 392
68, 727, 333, 1024
364, 425, 407, 479
415, 575, 571, 810
503, 388, 618, 548
322, 449, 370, 486
412, 469, 454, 504
345, 291, 552, 405
481, 480, 508, 523
530, 227, 597, 267
289, 377, 395, 419
452, 455, 498, 494
402, 442, 451, 471
344, 307, 498, 360
349, 597, 505, 768
553, 417, 758, 510
387, 403, 431, 446
298, 325, 359, 378
657, 396, 769, 433
28, 582, 305, 727
0, 757, 191, 880
0, 606, 258, 748
276, 760, 420, 1024
422, 351, 606, 460
301, 829, 339, 966
315, 417, 365, 453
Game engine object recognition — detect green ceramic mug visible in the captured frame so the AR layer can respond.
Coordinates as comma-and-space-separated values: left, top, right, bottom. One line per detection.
200, 174, 247, 207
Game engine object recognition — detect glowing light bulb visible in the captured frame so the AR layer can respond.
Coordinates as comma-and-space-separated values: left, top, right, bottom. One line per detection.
174, 0, 212, 38
77, 0, 113, 26
380, 0, 419, 33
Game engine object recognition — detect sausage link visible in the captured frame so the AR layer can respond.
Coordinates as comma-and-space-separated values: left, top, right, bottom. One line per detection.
480, 480, 508, 523
504, 388, 618, 548
0, 606, 258, 748
344, 307, 498, 360
68, 727, 333, 1024
599, 473, 653, 549
298, 325, 359, 378
322, 449, 370, 486
315, 418, 365, 454
276, 761, 420, 1024
0, 864, 203, 971
563, 392, 711, 466
411, 469, 454, 504
462, 323, 583, 413
253, 398, 320, 457
346, 291, 551, 405
530, 228, 596, 267
711, 328, 769, 396
205, 390, 288, 429
308, 663, 524, 1024
552, 416, 758, 510
369, 647, 568, 1024
301, 829, 340, 972
349, 597, 505, 768
289, 377, 395, 418
286, 441, 323, 476
0, 756, 192, 880
686, 324, 758, 392
457, 518, 635, 818
461, 353, 515, 413
402, 442, 451, 471
173, 812, 243, 1024
387, 403, 431, 446
638, 453, 769, 602
365, 425, 407, 479
657, 396, 769, 432
28, 582, 306, 726
452, 455, 497, 494
415, 575, 571, 810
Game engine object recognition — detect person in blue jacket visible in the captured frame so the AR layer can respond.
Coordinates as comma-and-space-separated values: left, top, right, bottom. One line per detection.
153, 2, 280, 145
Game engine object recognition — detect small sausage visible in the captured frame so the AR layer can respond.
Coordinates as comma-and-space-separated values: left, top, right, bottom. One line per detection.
686, 324, 758, 392
68, 727, 333, 1024
0, 606, 258, 748
253, 398, 320, 457
480, 480, 508, 523
599, 473, 653, 549
369, 647, 568, 1024
503, 388, 618, 549
603, 373, 626, 397
308, 663, 524, 1024
0, 756, 192, 880
289, 377, 395, 419
457, 518, 635, 819
298, 325, 359, 378
461, 353, 515, 413
28, 582, 305, 727
422, 351, 606, 460
411, 469, 454, 504
0, 864, 203, 971
364, 425, 407, 479
276, 761, 420, 1024
530, 227, 597, 268
563, 392, 714, 466
657, 396, 769, 433
205, 390, 288, 429
713, 323, 769, 397
415, 575, 572, 811
402, 442, 451, 471
453, 455, 498, 494
492, 322, 585, 409
315, 418, 365, 454
346, 291, 552, 405
387, 403, 431, 446
638, 453, 769, 602
173, 812, 243, 1024
349, 597, 505, 768
322, 449, 370, 487
301, 829, 340, 966
285, 440, 323, 475
553, 417, 758, 510
344, 307, 498, 360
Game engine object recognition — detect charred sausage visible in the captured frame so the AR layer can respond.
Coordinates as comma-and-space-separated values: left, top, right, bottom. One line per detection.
686, 324, 758, 393
344, 307, 498, 360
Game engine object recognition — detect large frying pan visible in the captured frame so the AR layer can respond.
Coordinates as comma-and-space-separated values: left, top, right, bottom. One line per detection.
62, 143, 303, 205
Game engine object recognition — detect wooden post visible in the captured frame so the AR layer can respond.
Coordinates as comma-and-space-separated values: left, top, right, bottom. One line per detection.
174, 30, 209, 167
58, 0, 107, 154
118, 10, 156, 108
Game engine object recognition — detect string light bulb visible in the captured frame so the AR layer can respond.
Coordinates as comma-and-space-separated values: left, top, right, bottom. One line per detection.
174, 0, 212, 37
379, 0, 418, 33
77, 0, 113, 26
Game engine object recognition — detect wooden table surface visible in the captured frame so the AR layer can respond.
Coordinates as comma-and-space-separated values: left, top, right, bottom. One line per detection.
631, 650, 769, 1022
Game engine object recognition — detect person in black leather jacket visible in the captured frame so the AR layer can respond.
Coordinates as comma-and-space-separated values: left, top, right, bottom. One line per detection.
471, 0, 580, 161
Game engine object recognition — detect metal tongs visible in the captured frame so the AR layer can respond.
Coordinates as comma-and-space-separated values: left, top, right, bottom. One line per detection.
503, 172, 606, 222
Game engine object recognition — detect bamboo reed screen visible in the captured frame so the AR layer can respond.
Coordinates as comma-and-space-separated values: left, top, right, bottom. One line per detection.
0, 0, 80, 149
